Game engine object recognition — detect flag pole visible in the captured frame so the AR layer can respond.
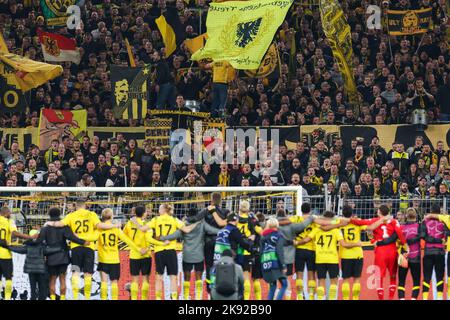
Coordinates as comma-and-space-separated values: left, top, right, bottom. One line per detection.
385, 10, 394, 62
414, 32, 427, 55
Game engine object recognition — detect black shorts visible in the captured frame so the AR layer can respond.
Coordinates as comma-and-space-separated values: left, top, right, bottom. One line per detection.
182, 261, 204, 273
448, 253, 450, 276
71, 247, 95, 274
155, 250, 178, 276
98, 263, 121, 281
252, 255, 262, 279
130, 258, 152, 276
286, 263, 294, 276
341, 258, 363, 279
238, 255, 262, 279
0, 259, 13, 279
295, 249, 316, 272
316, 263, 340, 279
48, 264, 68, 276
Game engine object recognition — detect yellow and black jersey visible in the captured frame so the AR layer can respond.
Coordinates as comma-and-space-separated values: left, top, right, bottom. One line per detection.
146, 214, 183, 253
308, 228, 343, 264
0, 216, 17, 259
339, 222, 367, 259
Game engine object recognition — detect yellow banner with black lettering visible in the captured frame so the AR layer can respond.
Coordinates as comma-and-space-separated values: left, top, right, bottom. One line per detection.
301, 124, 450, 152
191, 0, 293, 70
319, 0, 359, 108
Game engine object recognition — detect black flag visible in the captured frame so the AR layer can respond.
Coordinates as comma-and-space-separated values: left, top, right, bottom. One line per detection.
0, 62, 27, 114
111, 65, 151, 120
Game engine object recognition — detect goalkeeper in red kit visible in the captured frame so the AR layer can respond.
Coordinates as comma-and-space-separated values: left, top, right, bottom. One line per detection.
346, 205, 408, 300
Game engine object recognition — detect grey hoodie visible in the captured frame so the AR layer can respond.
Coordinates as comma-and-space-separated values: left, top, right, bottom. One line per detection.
277, 215, 314, 264
160, 220, 220, 263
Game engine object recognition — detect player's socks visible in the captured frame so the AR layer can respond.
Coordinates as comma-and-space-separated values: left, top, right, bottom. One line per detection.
131, 282, 139, 300
171, 292, 178, 300
316, 286, 325, 300
295, 279, 303, 300
183, 281, 190, 300
329, 284, 337, 300
50, 294, 56, 300
412, 286, 420, 300
84, 275, 92, 300
376, 287, 384, 300
253, 280, 262, 300
244, 280, 251, 300
437, 280, 444, 299
308, 280, 316, 300
195, 280, 203, 300
5, 280, 12, 300
352, 283, 361, 300
155, 290, 162, 300
285, 290, 291, 300
100, 282, 108, 300
422, 282, 430, 300
141, 281, 149, 300
388, 284, 396, 300
72, 276, 80, 300
398, 286, 405, 300
448, 277, 450, 300
111, 283, 119, 300
341, 282, 350, 300
60, 295, 66, 300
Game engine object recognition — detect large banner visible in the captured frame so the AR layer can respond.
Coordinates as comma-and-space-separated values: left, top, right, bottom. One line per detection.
191, 0, 293, 69
387, 8, 432, 35
5, 124, 450, 154
319, 0, 359, 108
38, 109, 87, 150
300, 124, 450, 152
111, 65, 151, 120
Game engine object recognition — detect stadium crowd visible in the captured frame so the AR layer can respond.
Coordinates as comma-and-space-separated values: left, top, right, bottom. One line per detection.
0, 0, 449, 128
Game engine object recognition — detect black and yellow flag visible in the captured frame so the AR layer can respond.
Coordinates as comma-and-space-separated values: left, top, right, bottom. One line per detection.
0, 62, 27, 113
320, 0, 359, 110
111, 65, 151, 120
184, 33, 208, 54
242, 43, 279, 78
0, 37, 62, 113
155, 7, 186, 57
387, 9, 432, 35
40, 0, 77, 27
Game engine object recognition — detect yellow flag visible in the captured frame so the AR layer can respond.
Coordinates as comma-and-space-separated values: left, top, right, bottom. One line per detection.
243, 43, 278, 78
124, 38, 136, 67
0, 53, 62, 92
192, 0, 293, 70
155, 15, 177, 57
0, 33, 8, 53
184, 33, 208, 54
319, 0, 359, 108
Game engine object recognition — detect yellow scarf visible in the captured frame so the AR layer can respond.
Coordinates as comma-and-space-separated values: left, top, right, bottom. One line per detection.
219, 173, 229, 186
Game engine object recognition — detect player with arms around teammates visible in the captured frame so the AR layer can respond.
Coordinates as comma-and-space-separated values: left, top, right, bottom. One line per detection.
45, 198, 120, 300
